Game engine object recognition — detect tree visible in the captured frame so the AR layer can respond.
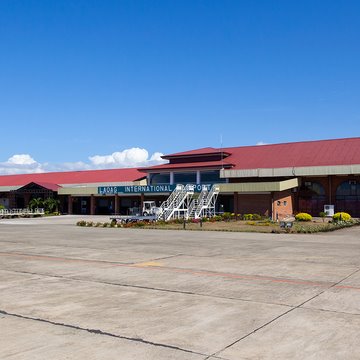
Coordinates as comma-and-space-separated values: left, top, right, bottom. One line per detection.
43, 198, 60, 213
28, 197, 44, 210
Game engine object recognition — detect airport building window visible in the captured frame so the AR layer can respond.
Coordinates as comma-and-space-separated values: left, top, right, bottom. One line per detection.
336, 181, 360, 199
174, 172, 197, 184
200, 170, 226, 183
150, 173, 170, 185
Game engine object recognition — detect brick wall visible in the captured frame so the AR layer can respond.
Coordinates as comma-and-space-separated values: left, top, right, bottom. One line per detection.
273, 190, 294, 220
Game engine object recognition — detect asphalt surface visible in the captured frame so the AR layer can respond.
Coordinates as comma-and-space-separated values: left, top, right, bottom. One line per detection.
1, 215, 360, 359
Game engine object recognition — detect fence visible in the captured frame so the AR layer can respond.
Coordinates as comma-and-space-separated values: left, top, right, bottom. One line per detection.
0, 208, 45, 218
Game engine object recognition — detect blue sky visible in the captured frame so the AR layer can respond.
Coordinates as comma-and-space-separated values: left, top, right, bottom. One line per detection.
1, 0, 360, 173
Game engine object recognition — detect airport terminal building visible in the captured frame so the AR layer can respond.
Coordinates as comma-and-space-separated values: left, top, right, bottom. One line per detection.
1, 137, 360, 218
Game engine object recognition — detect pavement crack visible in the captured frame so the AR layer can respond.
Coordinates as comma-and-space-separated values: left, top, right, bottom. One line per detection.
203, 307, 296, 360
297, 267, 360, 308
136, 253, 184, 263
2, 269, 294, 308
0, 309, 208, 357
301, 306, 360, 317
205, 267, 360, 359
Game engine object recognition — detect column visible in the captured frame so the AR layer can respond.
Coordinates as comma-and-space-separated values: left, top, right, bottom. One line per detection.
90, 195, 95, 215
328, 175, 333, 204
170, 172, 174, 185
196, 170, 201, 184
140, 193, 145, 213
233, 192, 238, 216
67, 195, 73, 214
115, 194, 120, 214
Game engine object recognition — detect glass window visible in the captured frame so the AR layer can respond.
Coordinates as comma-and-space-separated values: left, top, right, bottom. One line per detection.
174, 172, 197, 184
336, 181, 360, 199
300, 181, 325, 198
309, 182, 325, 196
150, 173, 170, 185
200, 170, 226, 183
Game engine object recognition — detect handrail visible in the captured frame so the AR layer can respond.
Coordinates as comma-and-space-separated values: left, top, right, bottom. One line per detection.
194, 185, 220, 219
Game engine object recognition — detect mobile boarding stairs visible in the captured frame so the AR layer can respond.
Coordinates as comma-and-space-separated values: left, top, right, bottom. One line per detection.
156, 184, 220, 221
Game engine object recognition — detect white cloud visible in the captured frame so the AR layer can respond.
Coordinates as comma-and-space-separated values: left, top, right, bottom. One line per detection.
7, 154, 37, 165
89, 148, 166, 168
256, 141, 268, 146
0, 148, 166, 175
150, 152, 164, 162
0, 154, 45, 175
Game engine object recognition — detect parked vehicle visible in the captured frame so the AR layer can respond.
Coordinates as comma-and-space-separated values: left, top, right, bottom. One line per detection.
142, 201, 160, 216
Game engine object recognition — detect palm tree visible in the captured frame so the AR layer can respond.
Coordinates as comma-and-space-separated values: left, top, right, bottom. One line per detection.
43, 198, 60, 213
28, 197, 44, 211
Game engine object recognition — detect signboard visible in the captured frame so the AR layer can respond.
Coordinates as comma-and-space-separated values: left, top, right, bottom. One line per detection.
98, 184, 212, 195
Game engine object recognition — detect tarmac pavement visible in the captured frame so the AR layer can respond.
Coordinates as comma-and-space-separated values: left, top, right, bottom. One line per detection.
0, 215, 360, 359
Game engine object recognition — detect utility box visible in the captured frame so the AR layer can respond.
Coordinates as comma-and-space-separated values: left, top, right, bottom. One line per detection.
324, 205, 334, 217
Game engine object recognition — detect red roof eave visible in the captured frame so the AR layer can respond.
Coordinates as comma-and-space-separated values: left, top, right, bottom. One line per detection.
0, 168, 147, 187
140, 161, 234, 172
162, 147, 231, 159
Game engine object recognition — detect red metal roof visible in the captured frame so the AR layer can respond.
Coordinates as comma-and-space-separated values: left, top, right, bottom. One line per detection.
225, 137, 360, 169
140, 160, 234, 171
160, 137, 360, 170
163, 147, 217, 158
21, 182, 61, 191
1, 138, 359, 189
162, 147, 233, 159
0, 168, 146, 187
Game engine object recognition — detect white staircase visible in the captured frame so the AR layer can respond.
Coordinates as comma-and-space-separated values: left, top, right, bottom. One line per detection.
188, 185, 220, 219
156, 184, 195, 221
187, 186, 208, 219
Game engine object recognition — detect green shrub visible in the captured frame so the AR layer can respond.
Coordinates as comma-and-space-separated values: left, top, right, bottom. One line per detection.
243, 214, 253, 220
168, 218, 184, 224
333, 212, 351, 222
295, 213, 312, 222
0, 204, 5, 210
222, 212, 233, 221
252, 214, 262, 221
213, 215, 223, 222
156, 220, 166, 226
319, 211, 327, 222
76, 220, 86, 226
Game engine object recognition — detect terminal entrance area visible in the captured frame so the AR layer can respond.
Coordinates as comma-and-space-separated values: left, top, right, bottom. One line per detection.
62, 195, 167, 216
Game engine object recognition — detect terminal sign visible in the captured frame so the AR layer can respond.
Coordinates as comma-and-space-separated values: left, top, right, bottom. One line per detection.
98, 184, 176, 195
98, 184, 211, 195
